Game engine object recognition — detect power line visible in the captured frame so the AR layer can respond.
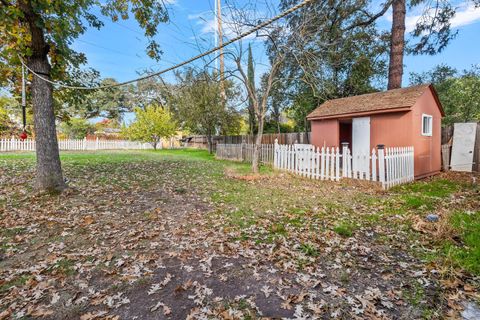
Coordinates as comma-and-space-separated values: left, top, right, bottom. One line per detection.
76, 39, 144, 58
112, 21, 144, 37
20, 0, 312, 91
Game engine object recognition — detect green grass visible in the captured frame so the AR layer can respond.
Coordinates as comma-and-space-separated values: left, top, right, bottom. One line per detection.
0, 275, 30, 294
399, 179, 459, 198
441, 210, 480, 275
387, 179, 480, 276
333, 222, 355, 237
403, 281, 426, 307
226, 209, 257, 229
394, 179, 460, 212
0, 148, 216, 163
1, 227, 26, 238
299, 243, 319, 257
48, 258, 76, 276
2, 149, 478, 281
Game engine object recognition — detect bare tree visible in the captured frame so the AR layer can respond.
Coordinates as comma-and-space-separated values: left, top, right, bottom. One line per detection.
220, 0, 290, 173
234, 51, 284, 173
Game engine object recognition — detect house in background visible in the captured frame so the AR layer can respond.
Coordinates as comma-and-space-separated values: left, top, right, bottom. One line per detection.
307, 84, 444, 179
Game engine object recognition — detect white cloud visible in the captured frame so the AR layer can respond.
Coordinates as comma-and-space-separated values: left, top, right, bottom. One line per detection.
404, 3, 480, 32
450, 3, 480, 28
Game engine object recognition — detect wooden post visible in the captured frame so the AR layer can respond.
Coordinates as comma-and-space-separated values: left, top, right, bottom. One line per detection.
371, 149, 377, 182
335, 147, 340, 181
274, 139, 278, 168
320, 147, 325, 180
377, 145, 385, 189
341, 142, 348, 177
473, 123, 480, 172
330, 148, 335, 180
242, 142, 247, 161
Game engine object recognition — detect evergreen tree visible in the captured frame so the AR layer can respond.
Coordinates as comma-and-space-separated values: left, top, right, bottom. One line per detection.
272, 0, 389, 130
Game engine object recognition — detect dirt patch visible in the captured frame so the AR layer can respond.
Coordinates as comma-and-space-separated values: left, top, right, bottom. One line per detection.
224, 167, 267, 181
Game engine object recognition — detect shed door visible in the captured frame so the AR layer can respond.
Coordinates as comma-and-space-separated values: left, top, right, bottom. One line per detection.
451, 123, 477, 172
352, 117, 370, 173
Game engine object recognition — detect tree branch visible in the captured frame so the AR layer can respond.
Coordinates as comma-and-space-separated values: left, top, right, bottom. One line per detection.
343, 0, 393, 31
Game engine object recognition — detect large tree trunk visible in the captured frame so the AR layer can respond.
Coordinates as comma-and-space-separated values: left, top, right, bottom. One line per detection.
387, 0, 406, 90
20, 0, 65, 193
29, 56, 66, 193
251, 116, 264, 174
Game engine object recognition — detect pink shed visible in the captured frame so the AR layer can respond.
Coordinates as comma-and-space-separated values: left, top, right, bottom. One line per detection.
307, 85, 444, 179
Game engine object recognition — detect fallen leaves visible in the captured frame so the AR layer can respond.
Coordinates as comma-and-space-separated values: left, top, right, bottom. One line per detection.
260, 285, 272, 298
150, 301, 171, 315
0, 309, 11, 320
27, 305, 53, 317
82, 215, 95, 226
148, 273, 173, 295
0, 152, 478, 319
80, 311, 119, 320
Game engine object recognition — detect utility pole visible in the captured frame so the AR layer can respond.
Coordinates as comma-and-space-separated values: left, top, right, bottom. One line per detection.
214, 0, 218, 70
216, 0, 226, 101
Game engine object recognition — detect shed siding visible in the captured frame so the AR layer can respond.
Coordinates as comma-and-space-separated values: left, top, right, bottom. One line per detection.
308, 86, 443, 179
311, 119, 339, 148
411, 89, 442, 177
370, 112, 412, 151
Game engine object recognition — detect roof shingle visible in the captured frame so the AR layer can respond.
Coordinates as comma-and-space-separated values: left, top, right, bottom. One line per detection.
307, 84, 432, 120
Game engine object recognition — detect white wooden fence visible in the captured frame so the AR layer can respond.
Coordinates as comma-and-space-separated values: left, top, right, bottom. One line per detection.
0, 138, 153, 152
275, 144, 341, 181
216, 143, 274, 164
274, 142, 414, 189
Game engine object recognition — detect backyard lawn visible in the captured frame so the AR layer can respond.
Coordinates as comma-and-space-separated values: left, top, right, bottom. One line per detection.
0, 149, 479, 319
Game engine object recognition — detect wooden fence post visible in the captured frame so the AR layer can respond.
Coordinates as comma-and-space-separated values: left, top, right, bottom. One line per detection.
242, 142, 246, 162
320, 147, 325, 180
371, 149, 377, 182
377, 145, 385, 189
335, 147, 340, 181
274, 139, 278, 168
441, 144, 451, 172
341, 142, 348, 177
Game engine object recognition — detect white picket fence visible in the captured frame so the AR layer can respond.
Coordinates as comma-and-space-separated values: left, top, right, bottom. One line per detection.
0, 138, 153, 152
274, 142, 414, 189
216, 143, 274, 164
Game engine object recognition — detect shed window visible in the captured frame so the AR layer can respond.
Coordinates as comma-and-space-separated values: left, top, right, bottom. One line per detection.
422, 114, 433, 136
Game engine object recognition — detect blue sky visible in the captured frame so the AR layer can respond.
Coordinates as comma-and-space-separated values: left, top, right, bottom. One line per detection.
72, 0, 480, 97
72, 0, 272, 84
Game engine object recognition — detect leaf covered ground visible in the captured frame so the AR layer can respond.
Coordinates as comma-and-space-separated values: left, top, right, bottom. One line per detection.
0, 149, 479, 319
